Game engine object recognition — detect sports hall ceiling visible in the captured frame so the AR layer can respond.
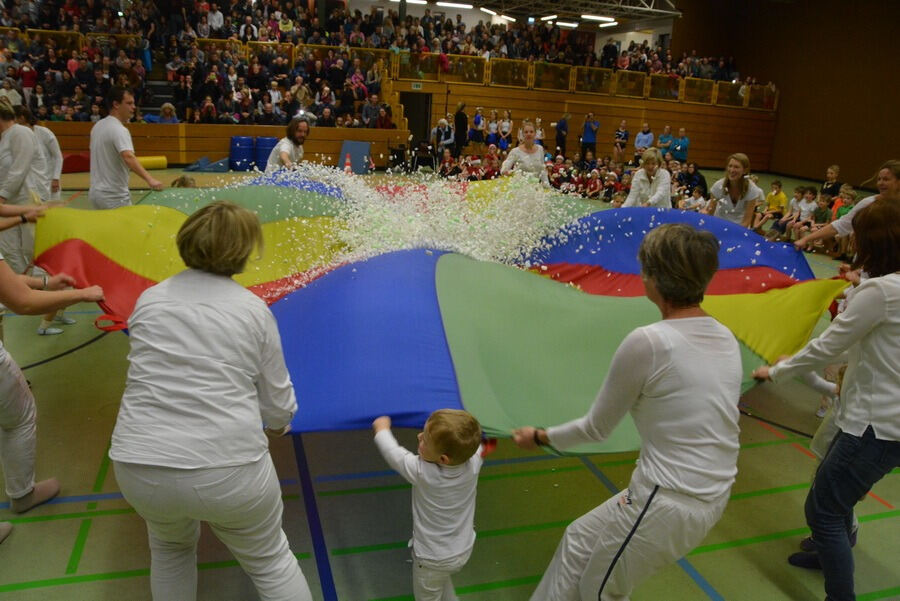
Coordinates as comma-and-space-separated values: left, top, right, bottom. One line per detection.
475, 0, 682, 22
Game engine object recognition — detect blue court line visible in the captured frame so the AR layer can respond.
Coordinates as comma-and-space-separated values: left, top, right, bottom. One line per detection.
577, 457, 726, 601
292, 434, 338, 601
0, 479, 301, 510
315, 452, 567, 483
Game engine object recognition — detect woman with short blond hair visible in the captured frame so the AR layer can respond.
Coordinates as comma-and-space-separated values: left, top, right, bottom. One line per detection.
622, 147, 671, 208
513, 223, 741, 601
110, 202, 312, 601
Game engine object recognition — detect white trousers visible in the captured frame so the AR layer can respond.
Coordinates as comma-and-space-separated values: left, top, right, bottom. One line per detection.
530, 476, 728, 601
0, 223, 35, 275
114, 455, 312, 601
0, 350, 37, 499
412, 549, 469, 601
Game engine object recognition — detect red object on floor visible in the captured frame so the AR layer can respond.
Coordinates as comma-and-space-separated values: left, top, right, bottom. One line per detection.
62, 152, 90, 173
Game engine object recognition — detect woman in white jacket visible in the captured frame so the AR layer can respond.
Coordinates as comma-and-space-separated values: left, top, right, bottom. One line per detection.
622, 147, 671, 208
110, 202, 313, 601
513, 223, 742, 600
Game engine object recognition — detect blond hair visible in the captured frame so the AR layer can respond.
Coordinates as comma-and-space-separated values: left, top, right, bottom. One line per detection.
176, 201, 262, 276
426, 409, 481, 465
639, 223, 719, 307
641, 147, 662, 166
171, 175, 196, 188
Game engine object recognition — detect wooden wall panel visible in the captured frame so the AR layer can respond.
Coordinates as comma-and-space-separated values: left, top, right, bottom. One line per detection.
43, 122, 409, 168
671, 0, 897, 184
393, 81, 775, 170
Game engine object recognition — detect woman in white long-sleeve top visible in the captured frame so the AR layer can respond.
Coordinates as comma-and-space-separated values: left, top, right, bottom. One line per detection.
753, 199, 900, 601
110, 202, 313, 601
513, 223, 742, 601
621, 147, 671, 208
14, 105, 75, 335
500, 120, 550, 187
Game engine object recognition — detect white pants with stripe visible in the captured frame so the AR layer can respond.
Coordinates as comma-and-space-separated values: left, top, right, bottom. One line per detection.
530, 475, 729, 601
114, 454, 312, 601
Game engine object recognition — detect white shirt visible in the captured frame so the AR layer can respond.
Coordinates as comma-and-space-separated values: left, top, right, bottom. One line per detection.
89, 116, 134, 209
796, 197, 817, 221
709, 178, 764, 224
0, 123, 39, 204
547, 318, 742, 501
500, 146, 549, 186
208, 9, 224, 30
374, 429, 483, 561
28, 129, 50, 201
832, 194, 876, 237
623, 167, 672, 209
770, 273, 900, 442
34, 125, 63, 181
109, 270, 297, 469
265, 137, 303, 173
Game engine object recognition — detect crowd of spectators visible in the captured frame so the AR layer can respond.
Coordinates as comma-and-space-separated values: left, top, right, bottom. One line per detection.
0, 1, 773, 129
427, 110, 706, 204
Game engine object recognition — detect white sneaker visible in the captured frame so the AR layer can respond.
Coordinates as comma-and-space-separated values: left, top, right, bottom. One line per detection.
53, 315, 77, 325
37, 326, 64, 335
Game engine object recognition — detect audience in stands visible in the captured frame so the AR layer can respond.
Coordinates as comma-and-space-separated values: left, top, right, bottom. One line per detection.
3, 1, 758, 127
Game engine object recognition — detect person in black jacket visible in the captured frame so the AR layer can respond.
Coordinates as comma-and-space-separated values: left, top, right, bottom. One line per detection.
453, 102, 467, 158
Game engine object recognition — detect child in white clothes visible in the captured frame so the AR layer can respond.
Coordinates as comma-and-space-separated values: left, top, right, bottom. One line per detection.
373, 410, 484, 601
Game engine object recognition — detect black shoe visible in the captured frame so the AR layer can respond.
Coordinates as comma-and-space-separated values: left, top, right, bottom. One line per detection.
788, 551, 822, 570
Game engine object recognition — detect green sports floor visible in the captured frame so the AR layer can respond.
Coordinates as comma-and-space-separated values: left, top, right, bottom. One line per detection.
0, 170, 897, 601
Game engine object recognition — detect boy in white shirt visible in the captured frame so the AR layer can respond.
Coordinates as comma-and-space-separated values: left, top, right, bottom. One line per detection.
679, 186, 707, 211
373, 409, 483, 601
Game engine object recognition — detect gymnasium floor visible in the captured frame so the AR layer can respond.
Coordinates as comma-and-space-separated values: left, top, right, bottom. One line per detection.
0, 169, 896, 601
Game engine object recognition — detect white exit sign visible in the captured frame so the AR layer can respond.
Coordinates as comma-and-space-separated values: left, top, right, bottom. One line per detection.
411, 82, 423, 90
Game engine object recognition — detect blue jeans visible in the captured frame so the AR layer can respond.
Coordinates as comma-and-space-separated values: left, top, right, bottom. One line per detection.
806, 426, 900, 601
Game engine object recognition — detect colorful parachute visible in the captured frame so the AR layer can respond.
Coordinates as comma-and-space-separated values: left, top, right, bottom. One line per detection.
35, 174, 845, 453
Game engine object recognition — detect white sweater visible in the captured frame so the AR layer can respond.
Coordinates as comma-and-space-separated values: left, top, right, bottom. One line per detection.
548, 317, 742, 501
374, 429, 483, 561
110, 270, 297, 469
0, 123, 39, 204
623, 167, 671, 209
501, 145, 549, 186
770, 273, 900, 442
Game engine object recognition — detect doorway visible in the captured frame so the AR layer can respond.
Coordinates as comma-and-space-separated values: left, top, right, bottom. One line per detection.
400, 92, 432, 144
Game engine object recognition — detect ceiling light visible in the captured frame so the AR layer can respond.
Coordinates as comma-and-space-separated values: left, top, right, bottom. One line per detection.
581, 14, 615, 22
436, 2, 473, 8
480, 6, 497, 15
598, 21, 618, 27
556, 21, 578, 27
390, 0, 428, 3
539, 14, 557, 21
500, 14, 516, 21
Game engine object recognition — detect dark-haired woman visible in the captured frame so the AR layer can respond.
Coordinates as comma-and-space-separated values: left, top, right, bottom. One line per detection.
754, 198, 900, 601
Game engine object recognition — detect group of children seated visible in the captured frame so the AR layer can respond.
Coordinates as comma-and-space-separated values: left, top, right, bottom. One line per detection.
760, 180, 857, 258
